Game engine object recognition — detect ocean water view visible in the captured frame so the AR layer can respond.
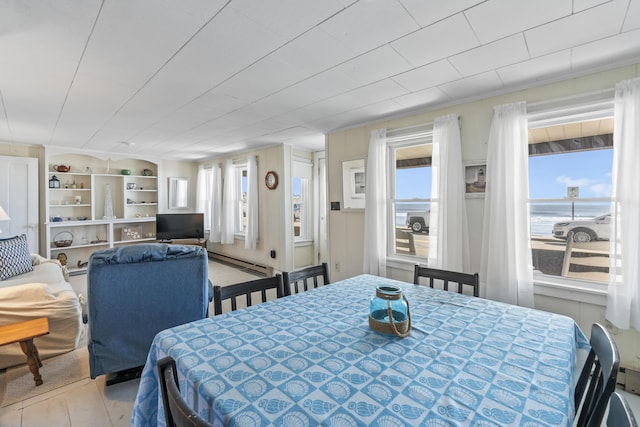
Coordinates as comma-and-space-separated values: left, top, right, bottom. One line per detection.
396, 201, 610, 237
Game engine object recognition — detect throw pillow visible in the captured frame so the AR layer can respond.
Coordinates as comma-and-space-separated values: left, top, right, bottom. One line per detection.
0, 234, 34, 280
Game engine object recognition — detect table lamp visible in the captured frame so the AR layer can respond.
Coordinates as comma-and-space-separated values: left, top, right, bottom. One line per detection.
0, 205, 9, 234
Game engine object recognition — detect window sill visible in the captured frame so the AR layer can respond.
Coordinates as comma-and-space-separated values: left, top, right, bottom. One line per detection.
386, 256, 426, 272
533, 273, 607, 306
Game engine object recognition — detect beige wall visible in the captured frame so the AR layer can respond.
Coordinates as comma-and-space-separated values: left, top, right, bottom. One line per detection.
326, 64, 640, 370
200, 144, 290, 273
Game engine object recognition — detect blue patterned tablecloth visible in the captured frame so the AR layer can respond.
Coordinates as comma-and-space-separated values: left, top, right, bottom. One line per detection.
132, 274, 589, 427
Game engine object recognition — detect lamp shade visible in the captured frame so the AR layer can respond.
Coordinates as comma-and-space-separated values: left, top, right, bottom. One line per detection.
0, 206, 9, 221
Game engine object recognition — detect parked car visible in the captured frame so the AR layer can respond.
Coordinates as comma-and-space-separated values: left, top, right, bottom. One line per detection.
552, 214, 611, 243
406, 211, 429, 233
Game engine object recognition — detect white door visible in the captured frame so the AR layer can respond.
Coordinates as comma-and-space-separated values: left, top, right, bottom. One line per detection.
0, 156, 39, 252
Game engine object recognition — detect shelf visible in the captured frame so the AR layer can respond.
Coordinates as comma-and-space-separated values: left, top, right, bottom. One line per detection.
46, 154, 159, 271
114, 217, 156, 223
50, 242, 109, 251
48, 172, 91, 176
113, 237, 156, 245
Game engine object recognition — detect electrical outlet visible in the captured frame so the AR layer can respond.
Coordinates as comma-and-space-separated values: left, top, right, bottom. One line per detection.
335, 262, 340, 272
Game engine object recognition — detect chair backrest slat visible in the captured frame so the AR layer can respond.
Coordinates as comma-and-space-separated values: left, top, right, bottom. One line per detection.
157, 356, 212, 427
213, 275, 284, 315
575, 322, 620, 427
413, 265, 479, 297
283, 263, 330, 296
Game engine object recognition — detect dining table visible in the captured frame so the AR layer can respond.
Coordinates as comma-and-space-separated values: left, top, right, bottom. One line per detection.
131, 274, 590, 427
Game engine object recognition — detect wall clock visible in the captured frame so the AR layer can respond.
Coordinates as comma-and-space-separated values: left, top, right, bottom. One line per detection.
265, 171, 278, 190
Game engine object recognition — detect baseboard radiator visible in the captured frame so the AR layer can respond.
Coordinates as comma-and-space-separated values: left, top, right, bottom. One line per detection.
208, 251, 273, 277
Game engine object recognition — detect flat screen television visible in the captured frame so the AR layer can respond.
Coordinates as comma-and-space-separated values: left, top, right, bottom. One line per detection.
156, 213, 204, 241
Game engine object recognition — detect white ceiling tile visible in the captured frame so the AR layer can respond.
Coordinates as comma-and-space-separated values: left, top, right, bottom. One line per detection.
289, 79, 409, 123
77, 0, 227, 87
573, 0, 611, 13
392, 60, 462, 92
312, 100, 403, 131
622, 0, 640, 31
496, 51, 572, 85
571, 29, 640, 70
390, 14, 479, 67
438, 71, 503, 99
464, 0, 572, 44
335, 46, 413, 86
215, 54, 310, 104
449, 34, 530, 77
242, 68, 360, 118
393, 87, 450, 109
274, 28, 355, 76
525, 0, 630, 57
399, 0, 485, 28
228, 0, 347, 40
319, 0, 419, 54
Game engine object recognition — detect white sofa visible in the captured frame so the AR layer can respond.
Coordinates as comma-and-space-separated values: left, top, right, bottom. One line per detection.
0, 254, 83, 369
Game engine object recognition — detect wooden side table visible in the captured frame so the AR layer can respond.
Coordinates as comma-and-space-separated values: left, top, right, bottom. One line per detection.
0, 318, 50, 386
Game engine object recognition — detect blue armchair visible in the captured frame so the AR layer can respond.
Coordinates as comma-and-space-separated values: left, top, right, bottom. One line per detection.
87, 243, 212, 383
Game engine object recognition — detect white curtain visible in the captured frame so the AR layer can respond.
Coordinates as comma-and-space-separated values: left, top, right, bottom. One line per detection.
606, 77, 640, 331
209, 163, 222, 243
428, 114, 470, 272
220, 159, 236, 244
245, 155, 259, 249
480, 102, 534, 307
363, 128, 387, 276
196, 165, 208, 215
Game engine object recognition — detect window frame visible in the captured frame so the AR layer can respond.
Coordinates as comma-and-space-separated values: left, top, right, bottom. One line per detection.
385, 125, 433, 262
527, 92, 614, 290
292, 158, 313, 243
233, 163, 248, 236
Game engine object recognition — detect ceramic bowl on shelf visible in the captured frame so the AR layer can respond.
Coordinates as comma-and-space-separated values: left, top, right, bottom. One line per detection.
77, 216, 88, 221
121, 169, 131, 175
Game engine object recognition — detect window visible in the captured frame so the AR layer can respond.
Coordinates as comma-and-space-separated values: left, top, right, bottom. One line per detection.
387, 126, 433, 259
528, 117, 613, 284
293, 159, 312, 241
236, 165, 247, 234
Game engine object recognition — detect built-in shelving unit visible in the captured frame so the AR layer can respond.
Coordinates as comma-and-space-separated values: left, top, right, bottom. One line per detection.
45, 154, 159, 275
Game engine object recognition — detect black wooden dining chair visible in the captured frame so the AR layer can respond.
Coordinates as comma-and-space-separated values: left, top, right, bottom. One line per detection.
213, 274, 285, 315
413, 265, 479, 297
282, 263, 329, 296
607, 392, 638, 427
575, 322, 620, 427
157, 356, 212, 427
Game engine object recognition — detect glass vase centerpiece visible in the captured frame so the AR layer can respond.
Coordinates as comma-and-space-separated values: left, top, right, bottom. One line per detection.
368, 285, 411, 338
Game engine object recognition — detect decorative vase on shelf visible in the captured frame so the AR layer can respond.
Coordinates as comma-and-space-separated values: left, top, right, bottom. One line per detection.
103, 184, 116, 219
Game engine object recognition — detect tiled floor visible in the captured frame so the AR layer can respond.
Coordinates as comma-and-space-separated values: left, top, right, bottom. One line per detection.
1, 260, 639, 426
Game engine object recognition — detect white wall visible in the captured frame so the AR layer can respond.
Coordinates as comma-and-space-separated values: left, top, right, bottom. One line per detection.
326, 63, 640, 369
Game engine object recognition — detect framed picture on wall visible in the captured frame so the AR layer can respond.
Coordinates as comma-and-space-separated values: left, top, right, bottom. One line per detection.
465, 161, 487, 197
342, 158, 365, 209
